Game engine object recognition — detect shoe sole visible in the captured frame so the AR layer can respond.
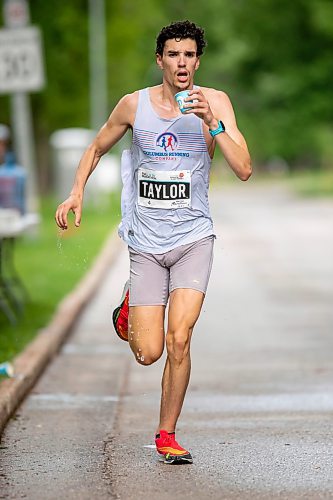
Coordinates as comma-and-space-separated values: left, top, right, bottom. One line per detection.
157, 453, 193, 464
112, 281, 129, 342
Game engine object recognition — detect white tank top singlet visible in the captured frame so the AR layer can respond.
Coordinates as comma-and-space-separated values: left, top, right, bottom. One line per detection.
118, 87, 215, 253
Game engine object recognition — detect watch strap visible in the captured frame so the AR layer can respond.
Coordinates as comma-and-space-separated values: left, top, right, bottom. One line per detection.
209, 120, 225, 137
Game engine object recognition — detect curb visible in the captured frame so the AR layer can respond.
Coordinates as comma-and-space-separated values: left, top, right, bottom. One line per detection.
0, 230, 123, 436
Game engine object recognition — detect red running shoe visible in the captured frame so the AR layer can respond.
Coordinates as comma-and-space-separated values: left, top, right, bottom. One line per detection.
112, 281, 129, 342
155, 430, 193, 464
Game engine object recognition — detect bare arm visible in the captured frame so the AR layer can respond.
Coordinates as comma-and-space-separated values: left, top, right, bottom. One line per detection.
185, 89, 252, 181
55, 92, 137, 229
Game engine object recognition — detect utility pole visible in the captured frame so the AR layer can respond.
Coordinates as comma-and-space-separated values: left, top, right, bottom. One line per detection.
88, 0, 108, 131
1, 0, 45, 212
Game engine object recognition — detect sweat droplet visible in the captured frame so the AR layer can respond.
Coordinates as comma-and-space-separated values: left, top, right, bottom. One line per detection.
57, 236, 63, 254
140, 355, 145, 362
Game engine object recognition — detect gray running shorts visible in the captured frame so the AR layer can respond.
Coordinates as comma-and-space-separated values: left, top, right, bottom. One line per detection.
128, 235, 214, 306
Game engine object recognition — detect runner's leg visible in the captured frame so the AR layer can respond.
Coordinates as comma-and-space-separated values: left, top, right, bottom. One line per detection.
157, 288, 204, 433
128, 305, 165, 365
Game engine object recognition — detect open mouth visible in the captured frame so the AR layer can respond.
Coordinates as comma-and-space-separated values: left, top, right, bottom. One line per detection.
177, 71, 188, 82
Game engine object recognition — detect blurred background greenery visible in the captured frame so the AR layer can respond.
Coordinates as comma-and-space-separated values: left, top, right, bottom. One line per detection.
1, 0, 333, 184
1, 0, 333, 359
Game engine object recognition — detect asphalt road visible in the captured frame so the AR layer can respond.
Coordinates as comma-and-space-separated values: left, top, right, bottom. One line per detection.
1, 182, 333, 499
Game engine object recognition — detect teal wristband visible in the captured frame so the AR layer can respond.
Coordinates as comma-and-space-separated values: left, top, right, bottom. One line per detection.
209, 120, 225, 137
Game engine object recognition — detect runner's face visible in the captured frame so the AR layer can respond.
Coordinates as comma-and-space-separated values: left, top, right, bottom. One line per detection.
156, 38, 200, 90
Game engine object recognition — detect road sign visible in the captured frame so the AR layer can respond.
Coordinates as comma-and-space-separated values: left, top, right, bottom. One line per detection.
0, 26, 45, 94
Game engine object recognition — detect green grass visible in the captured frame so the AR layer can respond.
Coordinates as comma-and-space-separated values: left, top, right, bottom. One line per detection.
0, 192, 120, 362
251, 168, 333, 197
286, 168, 333, 197
210, 161, 333, 197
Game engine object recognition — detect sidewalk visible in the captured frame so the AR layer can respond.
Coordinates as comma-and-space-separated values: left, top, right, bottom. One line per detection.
1, 183, 333, 499
0, 244, 131, 499
0, 231, 123, 435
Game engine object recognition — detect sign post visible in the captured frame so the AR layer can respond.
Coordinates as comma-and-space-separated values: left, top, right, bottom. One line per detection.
88, 0, 108, 131
1, 0, 45, 212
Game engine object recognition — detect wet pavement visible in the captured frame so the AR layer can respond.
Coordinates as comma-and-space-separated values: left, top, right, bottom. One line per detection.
1, 182, 333, 499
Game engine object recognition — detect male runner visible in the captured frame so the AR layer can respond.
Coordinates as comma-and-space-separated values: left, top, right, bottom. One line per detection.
55, 20, 251, 464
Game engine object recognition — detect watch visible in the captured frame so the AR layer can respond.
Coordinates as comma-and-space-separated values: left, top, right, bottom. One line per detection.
209, 120, 225, 137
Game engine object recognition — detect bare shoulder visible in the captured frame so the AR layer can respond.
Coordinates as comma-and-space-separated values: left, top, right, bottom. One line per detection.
110, 90, 139, 126
200, 86, 232, 107
116, 90, 139, 114
119, 90, 139, 109
200, 86, 237, 126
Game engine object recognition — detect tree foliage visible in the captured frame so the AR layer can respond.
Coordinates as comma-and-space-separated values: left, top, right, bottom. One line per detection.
1, 0, 332, 172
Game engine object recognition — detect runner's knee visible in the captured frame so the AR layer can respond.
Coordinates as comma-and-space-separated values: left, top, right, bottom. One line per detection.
133, 346, 164, 366
166, 328, 191, 364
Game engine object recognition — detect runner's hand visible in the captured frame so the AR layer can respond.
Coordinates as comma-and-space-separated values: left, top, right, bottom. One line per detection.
55, 194, 82, 230
183, 89, 216, 128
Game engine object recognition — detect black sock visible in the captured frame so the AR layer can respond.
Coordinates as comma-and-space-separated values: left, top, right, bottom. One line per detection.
155, 431, 175, 439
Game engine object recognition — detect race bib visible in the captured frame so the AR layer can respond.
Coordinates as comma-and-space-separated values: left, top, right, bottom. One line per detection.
138, 168, 191, 209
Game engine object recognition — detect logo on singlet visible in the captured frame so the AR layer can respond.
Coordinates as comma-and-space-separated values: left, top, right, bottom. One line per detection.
156, 132, 178, 152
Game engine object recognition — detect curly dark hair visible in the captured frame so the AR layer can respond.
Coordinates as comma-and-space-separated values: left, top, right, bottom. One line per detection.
155, 20, 207, 56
